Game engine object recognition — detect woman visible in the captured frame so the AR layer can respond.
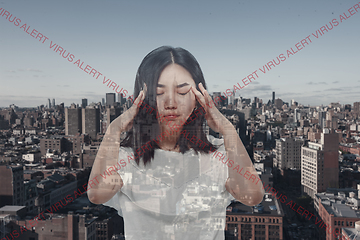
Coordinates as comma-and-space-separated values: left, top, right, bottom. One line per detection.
88, 46, 264, 239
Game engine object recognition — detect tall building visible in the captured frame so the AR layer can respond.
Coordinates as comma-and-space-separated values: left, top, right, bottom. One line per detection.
318, 111, 326, 129
274, 137, 303, 172
274, 98, 283, 109
81, 98, 88, 108
65, 104, 82, 136
354, 102, 360, 114
106, 93, 116, 107
47, 98, 51, 108
301, 130, 339, 199
230, 90, 235, 106
106, 106, 122, 126
52, 98, 55, 107
212, 92, 227, 107
294, 108, 299, 123
272, 92, 275, 104
0, 165, 24, 207
82, 106, 100, 139
118, 93, 126, 105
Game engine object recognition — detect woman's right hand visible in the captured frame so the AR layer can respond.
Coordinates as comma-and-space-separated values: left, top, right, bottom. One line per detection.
113, 83, 147, 132
88, 83, 147, 204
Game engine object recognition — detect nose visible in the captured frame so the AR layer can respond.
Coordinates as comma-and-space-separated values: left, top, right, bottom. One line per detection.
164, 91, 177, 109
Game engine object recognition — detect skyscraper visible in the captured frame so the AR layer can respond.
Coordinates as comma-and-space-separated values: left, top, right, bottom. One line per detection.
52, 98, 55, 107
65, 104, 82, 135
294, 108, 299, 122
82, 106, 100, 139
106, 106, 122, 128
118, 93, 126, 105
354, 102, 360, 114
230, 90, 235, 105
318, 111, 326, 129
274, 98, 283, 109
301, 130, 339, 199
106, 93, 116, 107
48, 98, 51, 108
82, 98, 88, 108
272, 91, 275, 104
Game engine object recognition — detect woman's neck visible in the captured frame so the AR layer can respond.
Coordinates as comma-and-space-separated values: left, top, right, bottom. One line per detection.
158, 127, 181, 152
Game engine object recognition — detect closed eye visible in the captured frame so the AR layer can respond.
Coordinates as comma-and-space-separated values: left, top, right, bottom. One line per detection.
177, 85, 191, 95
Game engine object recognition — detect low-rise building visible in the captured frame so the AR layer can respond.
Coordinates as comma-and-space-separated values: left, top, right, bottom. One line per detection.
225, 193, 284, 240
315, 190, 360, 240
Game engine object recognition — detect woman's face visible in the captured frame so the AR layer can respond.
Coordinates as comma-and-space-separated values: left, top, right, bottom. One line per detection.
156, 64, 197, 130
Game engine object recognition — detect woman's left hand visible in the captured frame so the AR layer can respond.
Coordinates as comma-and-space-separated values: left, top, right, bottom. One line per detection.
191, 83, 233, 134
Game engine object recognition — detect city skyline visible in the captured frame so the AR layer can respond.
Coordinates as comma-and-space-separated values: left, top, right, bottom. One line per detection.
1, 0, 360, 107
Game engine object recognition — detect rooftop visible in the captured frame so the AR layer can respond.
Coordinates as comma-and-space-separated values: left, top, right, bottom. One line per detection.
342, 227, 360, 240
316, 191, 360, 218
227, 193, 283, 217
0, 206, 26, 213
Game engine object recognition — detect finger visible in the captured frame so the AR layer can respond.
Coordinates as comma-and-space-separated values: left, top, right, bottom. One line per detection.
190, 86, 206, 108
131, 91, 144, 111
198, 83, 212, 100
143, 83, 147, 100
198, 83, 214, 109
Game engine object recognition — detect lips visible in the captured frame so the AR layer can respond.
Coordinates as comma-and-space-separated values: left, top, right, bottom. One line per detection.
165, 114, 180, 120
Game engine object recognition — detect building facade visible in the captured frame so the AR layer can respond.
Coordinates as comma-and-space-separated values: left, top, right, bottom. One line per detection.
0, 165, 24, 207
301, 130, 339, 199
65, 104, 82, 136
81, 106, 100, 139
274, 137, 303, 172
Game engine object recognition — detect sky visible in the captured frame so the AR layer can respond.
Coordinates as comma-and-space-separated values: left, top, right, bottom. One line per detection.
1, 0, 360, 108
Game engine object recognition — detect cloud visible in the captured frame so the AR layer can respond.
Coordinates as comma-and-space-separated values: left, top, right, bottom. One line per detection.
278, 92, 300, 97
1, 95, 44, 99
17, 68, 42, 72
56, 85, 70, 87
307, 81, 327, 85
332, 81, 339, 84
244, 84, 272, 93
324, 88, 342, 91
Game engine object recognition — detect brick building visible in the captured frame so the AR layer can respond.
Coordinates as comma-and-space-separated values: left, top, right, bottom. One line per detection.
315, 191, 360, 240
225, 193, 284, 240
0, 165, 24, 208
301, 130, 339, 199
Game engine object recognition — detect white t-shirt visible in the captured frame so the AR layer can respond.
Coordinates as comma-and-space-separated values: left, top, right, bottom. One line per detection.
104, 136, 233, 240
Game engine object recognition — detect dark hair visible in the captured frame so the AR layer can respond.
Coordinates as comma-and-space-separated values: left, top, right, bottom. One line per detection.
121, 46, 218, 165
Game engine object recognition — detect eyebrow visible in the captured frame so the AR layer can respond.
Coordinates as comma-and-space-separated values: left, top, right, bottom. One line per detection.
157, 83, 190, 88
